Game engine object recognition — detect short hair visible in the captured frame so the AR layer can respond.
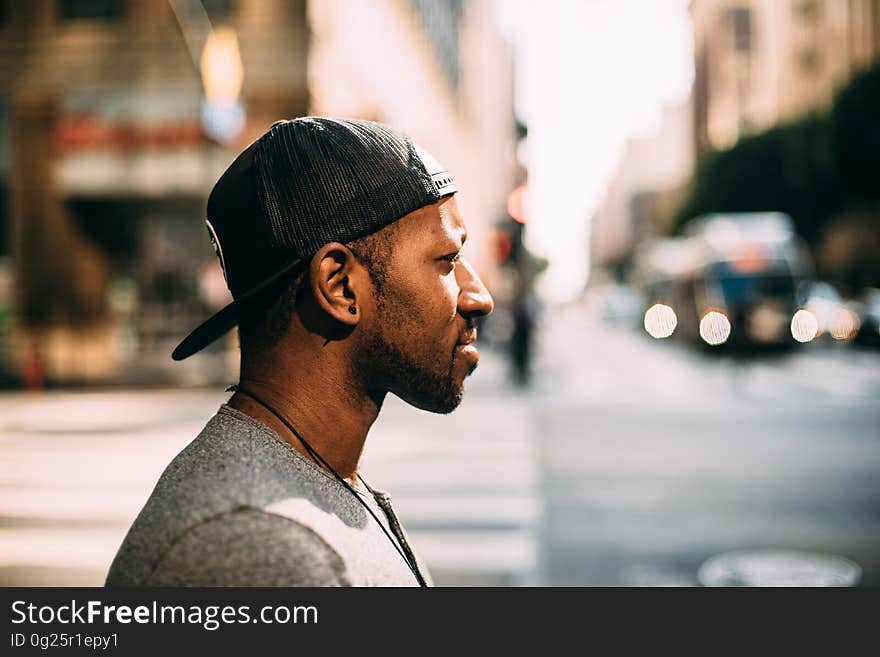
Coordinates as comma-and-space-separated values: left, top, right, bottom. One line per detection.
238, 221, 399, 354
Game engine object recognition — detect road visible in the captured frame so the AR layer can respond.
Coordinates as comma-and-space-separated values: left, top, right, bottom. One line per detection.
0, 302, 878, 586
537, 303, 880, 586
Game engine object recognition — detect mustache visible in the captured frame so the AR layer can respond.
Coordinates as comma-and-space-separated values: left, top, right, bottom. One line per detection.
456, 319, 478, 345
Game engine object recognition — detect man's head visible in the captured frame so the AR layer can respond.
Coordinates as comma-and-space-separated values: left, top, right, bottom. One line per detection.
174, 117, 492, 413
239, 195, 492, 413
352, 196, 493, 413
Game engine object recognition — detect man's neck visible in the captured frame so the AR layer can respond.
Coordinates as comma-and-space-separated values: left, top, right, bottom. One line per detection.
228, 351, 383, 487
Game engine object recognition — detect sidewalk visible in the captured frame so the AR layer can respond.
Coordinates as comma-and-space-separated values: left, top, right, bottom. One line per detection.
0, 346, 542, 586
364, 349, 542, 585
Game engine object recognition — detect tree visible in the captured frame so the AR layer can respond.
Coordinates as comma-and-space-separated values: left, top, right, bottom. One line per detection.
671, 62, 880, 247
670, 115, 838, 248
830, 62, 880, 205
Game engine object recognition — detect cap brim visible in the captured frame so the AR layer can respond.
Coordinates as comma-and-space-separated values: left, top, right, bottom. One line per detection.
171, 300, 241, 361
171, 257, 306, 361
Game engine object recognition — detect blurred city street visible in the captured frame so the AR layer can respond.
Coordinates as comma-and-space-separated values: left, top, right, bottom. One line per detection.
1, 303, 878, 587
0, 0, 878, 593
537, 304, 880, 586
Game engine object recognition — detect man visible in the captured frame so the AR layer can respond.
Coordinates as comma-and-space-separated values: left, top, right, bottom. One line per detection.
105, 117, 493, 587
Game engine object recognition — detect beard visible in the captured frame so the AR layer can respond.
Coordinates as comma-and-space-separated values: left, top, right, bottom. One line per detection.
357, 327, 466, 414
353, 293, 473, 414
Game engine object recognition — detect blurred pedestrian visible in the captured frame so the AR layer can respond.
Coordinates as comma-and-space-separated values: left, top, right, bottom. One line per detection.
105, 118, 493, 586
511, 295, 537, 385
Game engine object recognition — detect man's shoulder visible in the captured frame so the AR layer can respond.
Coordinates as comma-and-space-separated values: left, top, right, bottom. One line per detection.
106, 405, 346, 586
134, 506, 350, 587
152, 404, 316, 506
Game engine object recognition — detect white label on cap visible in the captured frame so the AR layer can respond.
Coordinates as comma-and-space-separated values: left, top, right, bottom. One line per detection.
205, 218, 229, 287
415, 144, 457, 196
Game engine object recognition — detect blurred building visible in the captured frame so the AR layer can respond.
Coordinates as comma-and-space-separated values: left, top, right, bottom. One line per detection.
308, 0, 517, 291
592, 0, 880, 285
0, 0, 310, 385
590, 100, 694, 281
0, 0, 517, 386
691, 0, 880, 155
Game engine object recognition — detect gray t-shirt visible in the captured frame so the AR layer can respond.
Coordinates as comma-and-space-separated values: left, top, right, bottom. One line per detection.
105, 405, 431, 587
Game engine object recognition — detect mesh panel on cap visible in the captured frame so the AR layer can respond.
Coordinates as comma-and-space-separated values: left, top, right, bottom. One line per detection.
253, 118, 439, 257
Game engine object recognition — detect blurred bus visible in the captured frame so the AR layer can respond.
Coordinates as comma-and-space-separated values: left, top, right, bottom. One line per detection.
635, 212, 814, 350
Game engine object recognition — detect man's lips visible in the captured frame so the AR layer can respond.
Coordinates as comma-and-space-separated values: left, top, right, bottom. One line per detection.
457, 331, 477, 347
455, 331, 479, 366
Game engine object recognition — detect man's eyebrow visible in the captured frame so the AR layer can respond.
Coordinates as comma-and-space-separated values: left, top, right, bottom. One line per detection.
442, 228, 467, 251
439, 229, 466, 250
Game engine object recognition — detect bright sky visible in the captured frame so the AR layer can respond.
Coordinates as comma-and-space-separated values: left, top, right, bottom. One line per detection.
497, 0, 694, 301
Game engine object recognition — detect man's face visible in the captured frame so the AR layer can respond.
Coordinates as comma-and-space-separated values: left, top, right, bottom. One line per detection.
355, 196, 494, 413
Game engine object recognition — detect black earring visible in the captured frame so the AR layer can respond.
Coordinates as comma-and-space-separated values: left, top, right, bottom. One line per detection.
348, 306, 357, 315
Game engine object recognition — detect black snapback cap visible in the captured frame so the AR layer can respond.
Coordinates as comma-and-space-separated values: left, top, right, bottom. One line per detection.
172, 116, 458, 361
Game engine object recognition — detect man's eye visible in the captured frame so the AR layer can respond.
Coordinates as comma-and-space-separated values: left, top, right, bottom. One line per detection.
443, 253, 461, 264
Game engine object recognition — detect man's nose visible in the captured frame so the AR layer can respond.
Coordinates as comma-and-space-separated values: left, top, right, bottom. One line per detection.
456, 258, 494, 318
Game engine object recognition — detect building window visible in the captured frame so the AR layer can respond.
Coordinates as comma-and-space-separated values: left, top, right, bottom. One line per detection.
202, 0, 235, 23
873, 0, 880, 52
58, 0, 123, 21
727, 7, 752, 53
176, 0, 235, 27
793, 0, 823, 73
0, 98, 7, 255
798, 48, 821, 73
410, 0, 463, 90
795, 0, 822, 21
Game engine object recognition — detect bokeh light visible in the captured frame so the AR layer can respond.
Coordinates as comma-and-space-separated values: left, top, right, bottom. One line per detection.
644, 303, 677, 339
790, 309, 819, 343
830, 308, 861, 341
699, 310, 731, 346
200, 27, 243, 103
747, 304, 785, 343
199, 27, 245, 143
506, 185, 529, 225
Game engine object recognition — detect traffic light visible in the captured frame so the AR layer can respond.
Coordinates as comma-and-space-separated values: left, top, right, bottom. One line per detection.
506, 185, 529, 225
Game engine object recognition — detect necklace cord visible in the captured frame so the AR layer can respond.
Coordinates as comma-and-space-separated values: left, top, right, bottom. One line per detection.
227, 384, 428, 587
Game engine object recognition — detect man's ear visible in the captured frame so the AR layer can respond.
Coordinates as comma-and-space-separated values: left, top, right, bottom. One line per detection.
307, 242, 366, 326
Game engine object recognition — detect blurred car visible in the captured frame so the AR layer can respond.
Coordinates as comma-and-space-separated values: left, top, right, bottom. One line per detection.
802, 282, 867, 344
802, 282, 843, 341
634, 213, 812, 350
853, 288, 880, 348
